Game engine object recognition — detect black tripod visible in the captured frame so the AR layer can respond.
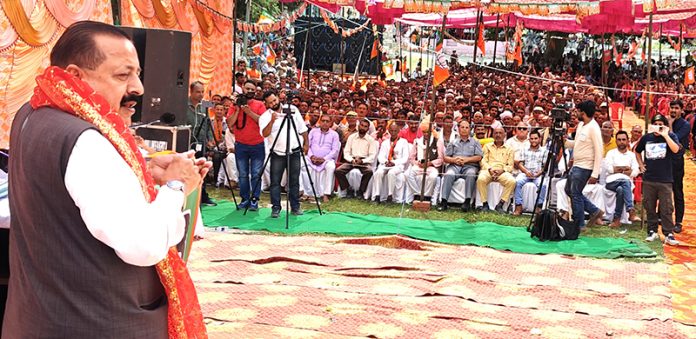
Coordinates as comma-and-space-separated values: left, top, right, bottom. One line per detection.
244, 102, 323, 229
218, 149, 239, 208
528, 124, 569, 229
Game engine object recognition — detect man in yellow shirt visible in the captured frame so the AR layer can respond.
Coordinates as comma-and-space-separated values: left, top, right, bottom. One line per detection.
477, 128, 516, 213
601, 121, 617, 156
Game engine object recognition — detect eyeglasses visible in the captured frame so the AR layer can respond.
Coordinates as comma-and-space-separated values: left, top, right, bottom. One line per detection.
518, 127, 528, 131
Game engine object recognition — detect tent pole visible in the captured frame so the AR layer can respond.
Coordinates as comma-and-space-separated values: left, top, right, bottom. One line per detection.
493, 13, 500, 65
504, 15, 510, 65
470, 7, 481, 104
419, 14, 447, 206
641, 13, 654, 232
679, 23, 683, 66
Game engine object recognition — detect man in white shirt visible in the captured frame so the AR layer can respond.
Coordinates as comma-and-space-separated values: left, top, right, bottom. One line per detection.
335, 119, 378, 198
513, 130, 548, 215
372, 123, 411, 203
259, 91, 309, 218
504, 122, 530, 175
604, 130, 640, 227
4, 21, 210, 338
564, 100, 605, 229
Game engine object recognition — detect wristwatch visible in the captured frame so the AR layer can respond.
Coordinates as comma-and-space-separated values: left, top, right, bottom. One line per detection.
166, 180, 186, 193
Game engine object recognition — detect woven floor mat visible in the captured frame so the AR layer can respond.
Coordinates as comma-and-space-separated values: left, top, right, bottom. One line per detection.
189, 232, 685, 338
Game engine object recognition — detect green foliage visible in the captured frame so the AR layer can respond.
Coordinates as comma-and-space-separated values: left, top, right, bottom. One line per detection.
235, 0, 304, 22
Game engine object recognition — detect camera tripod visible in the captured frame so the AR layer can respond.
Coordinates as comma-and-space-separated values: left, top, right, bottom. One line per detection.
528, 126, 569, 228
243, 102, 323, 229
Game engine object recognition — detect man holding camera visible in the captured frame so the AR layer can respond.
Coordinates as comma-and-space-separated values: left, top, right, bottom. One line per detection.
187, 81, 217, 206
636, 114, 681, 245
227, 80, 267, 211
259, 91, 308, 218
564, 100, 604, 230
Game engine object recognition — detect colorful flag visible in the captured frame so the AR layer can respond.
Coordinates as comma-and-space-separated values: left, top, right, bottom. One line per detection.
685, 66, 695, 86
433, 32, 449, 87
265, 44, 276, 65
382, 61, 394, 77
370, 37, 379, 59
477, 21, 486, 56
252, 43, 263, 56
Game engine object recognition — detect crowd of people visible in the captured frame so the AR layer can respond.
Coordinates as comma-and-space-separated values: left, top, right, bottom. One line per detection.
185, 52, 694, 246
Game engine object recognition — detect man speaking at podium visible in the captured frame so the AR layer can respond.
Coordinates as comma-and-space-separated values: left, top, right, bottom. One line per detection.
2, 21, 208, 338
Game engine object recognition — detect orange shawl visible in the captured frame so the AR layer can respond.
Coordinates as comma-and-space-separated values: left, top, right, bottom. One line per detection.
30, 66, 207, 338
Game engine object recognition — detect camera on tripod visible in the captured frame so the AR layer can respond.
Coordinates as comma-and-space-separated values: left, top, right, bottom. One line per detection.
550, 105, 570, 137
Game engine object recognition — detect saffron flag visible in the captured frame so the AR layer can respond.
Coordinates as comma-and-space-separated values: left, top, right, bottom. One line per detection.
252, 43, 263, 56
382, 61, 394, 77
685, 66, 695, 86
265, 44, 276, 65
370, 37, 379, 59
433, 32, 449, 87
477, 21, 486, 56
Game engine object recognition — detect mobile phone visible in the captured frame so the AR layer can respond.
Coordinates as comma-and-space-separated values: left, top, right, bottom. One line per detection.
648, 124, 661, 134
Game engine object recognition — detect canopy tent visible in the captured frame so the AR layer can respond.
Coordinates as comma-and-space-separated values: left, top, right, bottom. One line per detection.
307, 0, 696, 36
395, 1, 696, 37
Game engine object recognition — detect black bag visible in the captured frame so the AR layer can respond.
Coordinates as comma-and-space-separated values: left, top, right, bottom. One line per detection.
528, 210, 580, 241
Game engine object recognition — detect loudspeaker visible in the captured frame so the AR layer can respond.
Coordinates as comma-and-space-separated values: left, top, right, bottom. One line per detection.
118, 27, 191, 125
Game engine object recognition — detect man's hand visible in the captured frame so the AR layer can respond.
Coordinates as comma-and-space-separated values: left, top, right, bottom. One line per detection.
386, 161, 395, 167
526, 171, 536, 179
588, 177, 598, 185
303, 142, 309, 155
152, 156, 202, 195
270, 112, 278, 122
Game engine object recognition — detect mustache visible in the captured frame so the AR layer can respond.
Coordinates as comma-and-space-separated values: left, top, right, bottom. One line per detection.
120, 94, 140, 106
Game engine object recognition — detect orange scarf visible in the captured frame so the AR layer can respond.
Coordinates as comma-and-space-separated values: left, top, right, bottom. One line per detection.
31, 66, 207, 339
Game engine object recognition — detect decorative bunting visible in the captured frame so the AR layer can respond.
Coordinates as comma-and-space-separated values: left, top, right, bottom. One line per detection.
235, 2, 307, 33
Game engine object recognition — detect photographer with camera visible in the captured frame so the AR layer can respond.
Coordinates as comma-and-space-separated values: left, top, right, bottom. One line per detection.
259, 91, 309, 218
636, 114, 682, 246
563, 100, 604, 230
187, 81, 216, 206
226, 80, 267, 211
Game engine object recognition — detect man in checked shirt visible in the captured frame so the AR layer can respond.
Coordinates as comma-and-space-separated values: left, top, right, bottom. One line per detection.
512, 129, 549, 215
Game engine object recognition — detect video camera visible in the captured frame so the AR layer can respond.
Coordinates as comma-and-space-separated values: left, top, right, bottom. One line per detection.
550, 104, 571, 123
550, 105, 570, 137
236, 95, 249, 107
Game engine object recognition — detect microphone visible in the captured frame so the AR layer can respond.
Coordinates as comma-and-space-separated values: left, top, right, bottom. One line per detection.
130, 120, 160, 129
129, 112, 177, 128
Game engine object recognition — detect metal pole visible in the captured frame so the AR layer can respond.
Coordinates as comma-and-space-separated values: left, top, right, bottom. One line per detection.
428, 28, 435, 70
659, 24, 662, 63
233, 0, 237, 77
307, 18, 312, 89
340, 8, 345, 78
641, 13, 654, 232
493, 13, 500, 65
679, 23, 683, 66
398, 22, 403, 81
242, 0, 251, 57
420, 27, 424, 70
470, 8, 481, 103
504, 14, 510, 65
419, 14, 447, 204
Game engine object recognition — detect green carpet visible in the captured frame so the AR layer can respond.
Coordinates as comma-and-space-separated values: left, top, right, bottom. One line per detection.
202, 201, 656, 259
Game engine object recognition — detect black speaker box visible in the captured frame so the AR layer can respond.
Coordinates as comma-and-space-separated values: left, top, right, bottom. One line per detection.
118, 27, 191, 125
294, 17, 378, 75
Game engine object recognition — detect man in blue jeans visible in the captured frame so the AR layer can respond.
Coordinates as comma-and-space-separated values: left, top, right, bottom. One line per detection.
259, 91, 309, 218
564, 101, 605, 229
603, 130, 640, 227
512, 130, 547, 215
226, 80, 267, 210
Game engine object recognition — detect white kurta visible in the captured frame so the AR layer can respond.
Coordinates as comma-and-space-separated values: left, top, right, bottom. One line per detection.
64, 130, 186, 267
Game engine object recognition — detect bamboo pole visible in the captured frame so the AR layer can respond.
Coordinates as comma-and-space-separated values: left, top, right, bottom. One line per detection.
418, 14, 447, 206
493, 13, 500, 65
470, 8, 482, 104
641, 13, 654, 232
